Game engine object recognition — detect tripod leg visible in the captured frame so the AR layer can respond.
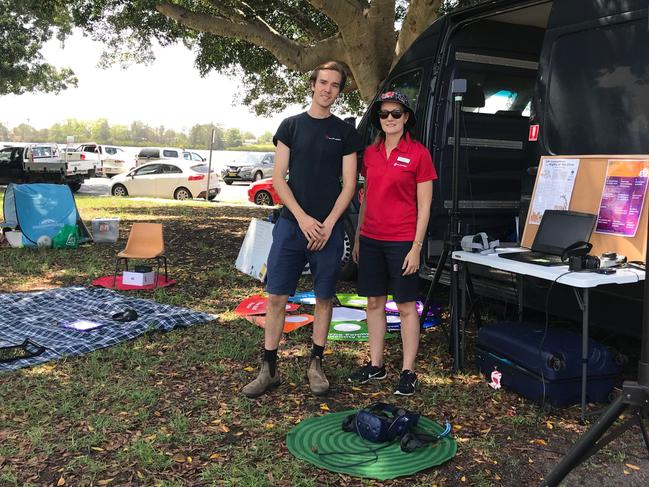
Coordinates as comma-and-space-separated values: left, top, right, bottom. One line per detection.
541, 395, 628, 487
420, 247, 449, 330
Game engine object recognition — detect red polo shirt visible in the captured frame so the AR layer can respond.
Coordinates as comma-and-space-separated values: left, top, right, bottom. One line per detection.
360, 134, 437, 241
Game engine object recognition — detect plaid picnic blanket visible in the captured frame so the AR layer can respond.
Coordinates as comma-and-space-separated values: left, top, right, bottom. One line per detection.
0, 286, 216, 372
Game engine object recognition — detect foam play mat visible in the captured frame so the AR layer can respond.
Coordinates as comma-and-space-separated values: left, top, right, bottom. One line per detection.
235, 295, 299, 316
246, 313, 314, 333
286, 409, 457, 480
327, 321, 396, 341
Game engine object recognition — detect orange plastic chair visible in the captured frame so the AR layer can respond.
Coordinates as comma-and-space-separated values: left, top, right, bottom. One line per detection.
112, 223, 168, 288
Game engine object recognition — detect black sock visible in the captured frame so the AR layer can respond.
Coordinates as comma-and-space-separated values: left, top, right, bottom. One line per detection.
311, 343, 325, 359
264, 348, 278, 376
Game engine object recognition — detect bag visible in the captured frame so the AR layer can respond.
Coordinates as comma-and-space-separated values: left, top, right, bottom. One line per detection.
52, 224, 79, 249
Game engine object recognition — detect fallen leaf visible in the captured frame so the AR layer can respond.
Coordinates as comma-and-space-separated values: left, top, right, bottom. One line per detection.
172, 454, 186, 463
320, 404, 330, 411
210, 453, 221, 460
626, 463, 640, 471
453, 424, 463, 431
219, 424, 230, 433
351, 387, 362, 392
243, 366, 254, 372
265, 422, 274, 429
546, 421, 554, 429
461, 476, 466, 482
91, 446, 105, 452
324, 349, 333, 355
57, 477, 65, 486
530, 439, 547, 445
97, 479, 114, 486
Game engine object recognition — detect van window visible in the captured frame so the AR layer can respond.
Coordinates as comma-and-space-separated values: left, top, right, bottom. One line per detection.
457, 66, 535, 116
163, 149, 180, 158
387, 70, 423, 112
545, 18, 649, 154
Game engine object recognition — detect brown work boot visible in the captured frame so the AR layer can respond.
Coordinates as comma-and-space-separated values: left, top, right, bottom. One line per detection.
307, 356, 330, 395
242, 361, 280, 398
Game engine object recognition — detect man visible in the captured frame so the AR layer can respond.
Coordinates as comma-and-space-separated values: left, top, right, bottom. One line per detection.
243, 61, 362, 398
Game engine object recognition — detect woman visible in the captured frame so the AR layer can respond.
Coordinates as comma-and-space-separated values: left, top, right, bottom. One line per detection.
350, 90, 437, 396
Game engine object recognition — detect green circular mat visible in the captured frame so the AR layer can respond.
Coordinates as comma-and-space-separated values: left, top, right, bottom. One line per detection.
286, 409, 457, 480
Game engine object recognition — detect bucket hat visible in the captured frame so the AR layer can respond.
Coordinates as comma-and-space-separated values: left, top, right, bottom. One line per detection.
370, 90, 416, 130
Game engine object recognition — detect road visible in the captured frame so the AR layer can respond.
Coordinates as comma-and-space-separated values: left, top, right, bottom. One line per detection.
78, 177, 255, 205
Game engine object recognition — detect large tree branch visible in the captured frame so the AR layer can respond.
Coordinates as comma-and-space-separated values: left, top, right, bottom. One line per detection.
156, 2, 343, 71
306, 0, 364, 28
394, 0, 442, 64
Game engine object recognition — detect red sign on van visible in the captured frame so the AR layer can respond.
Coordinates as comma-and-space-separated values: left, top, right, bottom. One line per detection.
529, 124, 540, 141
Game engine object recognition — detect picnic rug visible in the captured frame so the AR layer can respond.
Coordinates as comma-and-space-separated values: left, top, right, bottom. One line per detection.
286, 409, 457, 480
0, 286, 216, 372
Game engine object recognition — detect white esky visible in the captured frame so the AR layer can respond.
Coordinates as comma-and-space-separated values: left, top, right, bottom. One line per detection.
0, 30, 302, 136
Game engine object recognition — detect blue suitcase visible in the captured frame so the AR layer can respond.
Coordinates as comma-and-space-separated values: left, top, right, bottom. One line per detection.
475, 321, 621, 407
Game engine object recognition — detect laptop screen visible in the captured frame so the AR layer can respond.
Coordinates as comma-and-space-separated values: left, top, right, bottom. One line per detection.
532, 210, 597, 254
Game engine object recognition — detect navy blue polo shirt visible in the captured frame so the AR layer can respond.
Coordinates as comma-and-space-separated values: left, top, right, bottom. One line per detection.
273, 112, 362, 222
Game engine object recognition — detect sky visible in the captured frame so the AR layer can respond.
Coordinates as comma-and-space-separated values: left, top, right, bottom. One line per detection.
0, 30, 301, 136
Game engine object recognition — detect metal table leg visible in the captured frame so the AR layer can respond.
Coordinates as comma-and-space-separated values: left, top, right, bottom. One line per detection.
573, 287, 589, 423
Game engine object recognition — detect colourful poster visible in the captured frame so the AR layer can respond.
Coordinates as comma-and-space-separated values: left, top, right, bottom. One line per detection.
596, 160, 649, 237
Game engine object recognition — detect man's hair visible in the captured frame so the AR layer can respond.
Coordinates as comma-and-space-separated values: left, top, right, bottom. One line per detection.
309, 61, 347, 92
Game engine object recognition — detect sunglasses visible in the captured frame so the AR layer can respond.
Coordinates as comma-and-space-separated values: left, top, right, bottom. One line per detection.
378, 109, 404, 120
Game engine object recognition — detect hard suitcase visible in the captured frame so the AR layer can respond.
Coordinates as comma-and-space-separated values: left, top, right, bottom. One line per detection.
475, 321, 621, 407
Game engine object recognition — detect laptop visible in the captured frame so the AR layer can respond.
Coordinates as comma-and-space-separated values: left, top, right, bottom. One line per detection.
498, 210, 597, 266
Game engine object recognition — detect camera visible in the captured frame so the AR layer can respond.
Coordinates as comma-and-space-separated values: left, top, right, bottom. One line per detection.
600, 252, 626, 268
568, 254, 600, 271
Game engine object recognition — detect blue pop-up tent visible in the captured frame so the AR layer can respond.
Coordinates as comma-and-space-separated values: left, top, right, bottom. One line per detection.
2, 183, 91, 247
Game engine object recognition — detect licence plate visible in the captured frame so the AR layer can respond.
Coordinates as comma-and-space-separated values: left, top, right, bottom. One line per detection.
228, 171, 237, 177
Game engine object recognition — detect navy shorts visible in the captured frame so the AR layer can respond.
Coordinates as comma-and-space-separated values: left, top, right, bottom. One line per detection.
357, 236, 419, 303
266, 217, 344, 299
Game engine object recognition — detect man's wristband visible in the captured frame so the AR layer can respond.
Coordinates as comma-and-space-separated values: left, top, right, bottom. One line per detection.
413, 240, 424, 248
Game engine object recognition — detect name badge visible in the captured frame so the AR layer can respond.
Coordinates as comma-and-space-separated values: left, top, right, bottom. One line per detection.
396, 156, 411, 163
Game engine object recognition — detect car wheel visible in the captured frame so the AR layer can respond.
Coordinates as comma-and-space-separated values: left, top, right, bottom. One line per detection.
68, 182, 82, 193
339, 218, 357, 281
253, 171, 263, 181
254, 190, 273, 206
224, 179, 233, 185
207, 195, 217, 201
174, 187, 193, 200
112, 184, 128, 197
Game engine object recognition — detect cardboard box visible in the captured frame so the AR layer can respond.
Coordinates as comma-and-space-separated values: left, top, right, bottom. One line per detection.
123, 270, 155, 287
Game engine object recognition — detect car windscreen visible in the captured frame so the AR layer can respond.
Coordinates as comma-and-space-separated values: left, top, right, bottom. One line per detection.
231, 153, 263, 165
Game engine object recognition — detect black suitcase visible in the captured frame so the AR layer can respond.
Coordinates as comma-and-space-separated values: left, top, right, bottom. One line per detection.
475, 321, 621, 407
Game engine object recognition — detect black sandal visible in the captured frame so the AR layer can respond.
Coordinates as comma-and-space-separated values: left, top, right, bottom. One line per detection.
111, 309, 138, 322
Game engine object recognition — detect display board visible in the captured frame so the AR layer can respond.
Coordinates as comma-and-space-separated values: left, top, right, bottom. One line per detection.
522, 155, 649, 262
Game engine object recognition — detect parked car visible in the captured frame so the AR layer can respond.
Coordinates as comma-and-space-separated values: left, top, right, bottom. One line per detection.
110, 161, 220, 200
183, 151, 206, 162
248, 178, 282, 206
0, 143, 99, 191
221, 152, 274, 184
73, 143, 135, 177
135, 147, 184, 166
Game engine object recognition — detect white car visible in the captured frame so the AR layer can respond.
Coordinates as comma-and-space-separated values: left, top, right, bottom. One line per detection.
110, 161, 220, 201
73, 143, 135, 177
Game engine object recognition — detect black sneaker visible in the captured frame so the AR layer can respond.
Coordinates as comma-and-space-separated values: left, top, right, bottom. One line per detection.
348, 362, 387, 384
394, 370, 417, 396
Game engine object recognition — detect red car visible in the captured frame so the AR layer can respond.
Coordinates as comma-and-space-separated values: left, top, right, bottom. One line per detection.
248, 178, 282, 206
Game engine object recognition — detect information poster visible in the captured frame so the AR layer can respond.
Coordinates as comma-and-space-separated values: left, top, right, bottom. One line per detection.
528, 158, 580, 225
596, 159, 649, 237
235, 219, 274, 281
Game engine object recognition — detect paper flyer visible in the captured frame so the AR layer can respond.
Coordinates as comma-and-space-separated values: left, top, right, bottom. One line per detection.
595, 159, 649, 237
528, 158, 580, 225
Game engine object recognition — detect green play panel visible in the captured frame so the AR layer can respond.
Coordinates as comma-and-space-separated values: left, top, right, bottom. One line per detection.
327, 321, 396, 341
286, 409, 457, 480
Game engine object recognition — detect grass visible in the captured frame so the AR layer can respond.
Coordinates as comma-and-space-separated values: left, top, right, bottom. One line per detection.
0, 193, 648, 486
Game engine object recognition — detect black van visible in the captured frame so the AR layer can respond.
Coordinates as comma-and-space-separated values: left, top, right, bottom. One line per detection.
354, 0, 649, 332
